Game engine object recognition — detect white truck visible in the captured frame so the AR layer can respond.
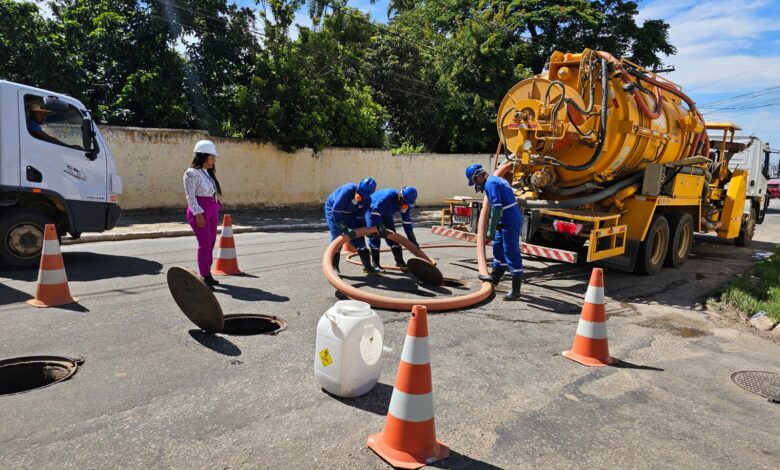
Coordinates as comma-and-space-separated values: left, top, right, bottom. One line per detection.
709, 131, 771, 246
0, 80, 122, 268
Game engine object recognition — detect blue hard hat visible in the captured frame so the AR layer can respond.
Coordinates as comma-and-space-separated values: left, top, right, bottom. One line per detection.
401, 186, 418, 207
466, 163, 484, 186
357, 177, 377, 198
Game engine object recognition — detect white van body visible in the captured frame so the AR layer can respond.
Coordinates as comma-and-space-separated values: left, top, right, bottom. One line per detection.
0, 80, 122, 268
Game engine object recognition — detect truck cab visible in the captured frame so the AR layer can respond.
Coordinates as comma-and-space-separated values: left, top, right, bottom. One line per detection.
0, 80, 122, 268
707, 123, 769, 245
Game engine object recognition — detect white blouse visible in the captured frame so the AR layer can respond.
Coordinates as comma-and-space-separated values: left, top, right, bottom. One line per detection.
183, 167, 217, 214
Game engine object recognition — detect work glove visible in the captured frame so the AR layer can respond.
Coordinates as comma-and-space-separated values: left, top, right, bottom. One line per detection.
377, 223, 388, 239
335, 222, 358, 240
486, 207, 503, 241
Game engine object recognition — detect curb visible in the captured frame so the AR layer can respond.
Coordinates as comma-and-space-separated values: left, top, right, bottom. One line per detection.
62, 223, 329, 245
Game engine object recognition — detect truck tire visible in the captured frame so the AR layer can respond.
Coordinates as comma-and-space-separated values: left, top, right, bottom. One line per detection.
0, 209, 54, 269
635, 215, 669, 275
735, 208, 756, 247
664, 212, 694, 268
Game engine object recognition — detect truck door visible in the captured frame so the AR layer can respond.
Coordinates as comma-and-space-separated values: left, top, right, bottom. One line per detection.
18, 91, 108, 231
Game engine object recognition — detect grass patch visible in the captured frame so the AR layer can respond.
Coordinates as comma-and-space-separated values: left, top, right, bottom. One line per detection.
712, 245, 780, 322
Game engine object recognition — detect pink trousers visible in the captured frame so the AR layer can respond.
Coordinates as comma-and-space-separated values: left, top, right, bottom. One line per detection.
186, 196, 220, 277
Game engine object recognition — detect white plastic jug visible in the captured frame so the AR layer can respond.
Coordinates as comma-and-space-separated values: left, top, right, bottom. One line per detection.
314, 300, 384, 398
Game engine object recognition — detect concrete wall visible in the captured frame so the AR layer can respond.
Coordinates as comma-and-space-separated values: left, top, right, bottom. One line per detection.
101, 127, 493, 210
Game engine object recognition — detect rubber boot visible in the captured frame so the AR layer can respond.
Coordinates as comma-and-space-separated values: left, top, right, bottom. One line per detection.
359, 249, 382, 275
332, 250, 341, 274
204, 275, 220, 286
391, 245, 408, 271
370, 248, 386, 273
478, 265, 506, 285
504, 276, 522, 301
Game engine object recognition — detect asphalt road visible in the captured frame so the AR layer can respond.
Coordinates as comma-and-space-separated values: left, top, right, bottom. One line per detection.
1, 204, 779, 469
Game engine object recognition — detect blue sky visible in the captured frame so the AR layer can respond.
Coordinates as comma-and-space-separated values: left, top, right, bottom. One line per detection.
298, 0, 780, 158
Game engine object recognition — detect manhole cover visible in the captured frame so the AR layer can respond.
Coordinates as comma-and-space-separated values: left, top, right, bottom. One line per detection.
407, 258, 444, 286
731, 371, 780, 400
167, 266, 224, 333
0, 356, 83, 396
222, 314, 287, 336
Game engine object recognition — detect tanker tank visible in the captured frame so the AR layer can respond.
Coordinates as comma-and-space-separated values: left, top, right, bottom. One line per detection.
496, 49, 709, 204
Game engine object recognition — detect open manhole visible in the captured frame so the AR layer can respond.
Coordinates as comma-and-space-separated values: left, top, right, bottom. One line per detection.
731, 371, 780, 402
407, 258, 444, 286
222, 314, 287, 336
167, 267, 287, 336
0, 356, 83, 396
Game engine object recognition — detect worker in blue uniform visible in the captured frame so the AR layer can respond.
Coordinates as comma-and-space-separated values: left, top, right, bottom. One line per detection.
325, 177, 380, 274
365, 186, 419, 272
465, 164, 523, 300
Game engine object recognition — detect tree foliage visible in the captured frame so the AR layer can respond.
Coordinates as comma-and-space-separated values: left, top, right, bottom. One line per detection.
0, 0, 675, 152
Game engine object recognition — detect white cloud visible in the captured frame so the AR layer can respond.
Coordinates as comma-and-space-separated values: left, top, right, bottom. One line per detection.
638, 0, 780, 143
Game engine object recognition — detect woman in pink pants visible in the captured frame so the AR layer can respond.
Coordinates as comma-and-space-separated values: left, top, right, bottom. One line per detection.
183, 140, 223, 286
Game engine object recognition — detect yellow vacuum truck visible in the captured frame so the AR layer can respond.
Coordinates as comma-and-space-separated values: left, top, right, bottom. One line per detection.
436, 49, 766, 274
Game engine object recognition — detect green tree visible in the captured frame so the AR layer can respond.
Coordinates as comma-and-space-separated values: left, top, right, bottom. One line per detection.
0, 0, 78, 91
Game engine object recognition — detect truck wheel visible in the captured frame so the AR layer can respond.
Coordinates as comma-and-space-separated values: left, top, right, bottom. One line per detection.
664, 212, 694, 268
0, 210, 53, 269
635, 215, 669, 275
735, 208, 756, 247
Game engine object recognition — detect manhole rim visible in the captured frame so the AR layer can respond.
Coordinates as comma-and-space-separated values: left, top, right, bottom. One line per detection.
222, 313, 288, 335
0, 355, 83, 397
731, 370, 780, 399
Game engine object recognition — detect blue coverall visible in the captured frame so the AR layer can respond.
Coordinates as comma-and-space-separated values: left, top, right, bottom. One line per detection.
366, 188, 416, 249
485, 175, 524, 277
324, 183, 370, 249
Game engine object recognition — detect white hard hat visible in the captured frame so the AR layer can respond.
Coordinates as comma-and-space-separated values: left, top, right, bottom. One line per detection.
194, 139, 218, 156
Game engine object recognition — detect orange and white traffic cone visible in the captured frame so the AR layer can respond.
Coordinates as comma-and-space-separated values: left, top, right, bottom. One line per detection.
563, 268, 618, 367
367, 305, 449, 469
213, 214, 241, 276
26, 224, 78, 308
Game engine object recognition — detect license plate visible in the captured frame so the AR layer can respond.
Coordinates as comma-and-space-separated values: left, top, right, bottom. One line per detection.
453, 215, 470, 224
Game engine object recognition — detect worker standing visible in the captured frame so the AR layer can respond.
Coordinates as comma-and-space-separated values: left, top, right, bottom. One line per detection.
325, 178, 380, 274
465, 164, 523, 300
184, 140, 223, 286
366, 187, 419, 272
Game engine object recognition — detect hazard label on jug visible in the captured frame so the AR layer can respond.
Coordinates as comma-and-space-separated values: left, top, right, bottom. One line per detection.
319, 348, 333, 367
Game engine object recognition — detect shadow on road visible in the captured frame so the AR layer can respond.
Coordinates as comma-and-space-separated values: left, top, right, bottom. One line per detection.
188, 330, 242, 356
342, 273, 458, 298
0, 283, 32, 306
613, 360, 664, 371
429, 451, 506, 470
326, 382, 393, 415
0, 252, 163, 283
212, 283, 289, 302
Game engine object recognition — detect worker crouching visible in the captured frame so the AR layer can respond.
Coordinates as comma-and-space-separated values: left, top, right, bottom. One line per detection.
466, 164, 523, 300
325, 178, 380, 274
366, 186, 419, 272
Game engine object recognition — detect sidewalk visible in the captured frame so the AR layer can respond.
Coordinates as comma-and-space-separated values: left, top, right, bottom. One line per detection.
63, 207, 443, 245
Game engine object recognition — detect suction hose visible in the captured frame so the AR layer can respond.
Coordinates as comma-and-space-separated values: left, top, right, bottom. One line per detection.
518, 171, 644, 208
322, 224, 493, 311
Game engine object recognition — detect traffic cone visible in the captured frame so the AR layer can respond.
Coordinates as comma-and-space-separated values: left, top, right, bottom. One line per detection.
213, 214, 241, 275
27, 224, 78, 308
563, 268, 618, 367
367, 305, 449, 469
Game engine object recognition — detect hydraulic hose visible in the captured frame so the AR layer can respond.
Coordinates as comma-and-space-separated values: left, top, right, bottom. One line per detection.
322, 227, 493, 312
598, 52, 663, 120
518, 172, 644, 208
536, 58, 608, 172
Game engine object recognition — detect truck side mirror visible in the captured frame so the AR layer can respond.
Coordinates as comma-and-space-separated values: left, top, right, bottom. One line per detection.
81, 117, 98, 160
